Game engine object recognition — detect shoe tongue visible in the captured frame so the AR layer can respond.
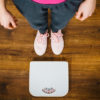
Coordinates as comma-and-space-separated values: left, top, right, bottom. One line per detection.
54, 33, 62, 37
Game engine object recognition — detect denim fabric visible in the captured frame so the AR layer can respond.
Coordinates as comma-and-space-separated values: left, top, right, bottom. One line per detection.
12, 0, 83, 34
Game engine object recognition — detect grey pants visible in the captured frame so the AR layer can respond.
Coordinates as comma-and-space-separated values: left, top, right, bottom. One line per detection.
12, 0, 83, 34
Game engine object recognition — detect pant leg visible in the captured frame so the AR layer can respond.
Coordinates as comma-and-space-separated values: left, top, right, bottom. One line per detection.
50, 0, 83, 33
12, 0, 48, 34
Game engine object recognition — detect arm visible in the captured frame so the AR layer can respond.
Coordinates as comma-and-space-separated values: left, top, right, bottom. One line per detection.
0, 0, 6, 12
75, 0, 96, 21
0, 0, 17, 29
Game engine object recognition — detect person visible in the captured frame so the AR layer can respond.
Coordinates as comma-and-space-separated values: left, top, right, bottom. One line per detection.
0, 0, 96, 56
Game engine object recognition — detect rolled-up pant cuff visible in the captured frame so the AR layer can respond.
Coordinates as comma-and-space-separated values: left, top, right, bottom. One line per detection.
51, 26, 59, 33
39, 28, 48, 34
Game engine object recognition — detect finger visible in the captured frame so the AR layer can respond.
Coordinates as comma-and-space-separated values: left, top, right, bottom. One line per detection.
75, 10, 83, 19
79, 15, 88, 21
4, 24, 13, 30
0, 22, 3, 26
4, 22, 15, 29
10, 20, 17, 28
75, 12, 78, 16
6, 26, 13, 30
89, 12, 93, 17
89, 14, 92, 17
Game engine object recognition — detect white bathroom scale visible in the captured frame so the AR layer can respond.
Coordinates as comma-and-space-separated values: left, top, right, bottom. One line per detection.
29, 61, 69, 97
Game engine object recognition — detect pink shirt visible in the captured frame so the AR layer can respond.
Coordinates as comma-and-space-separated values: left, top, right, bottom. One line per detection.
32, 0, 66, 4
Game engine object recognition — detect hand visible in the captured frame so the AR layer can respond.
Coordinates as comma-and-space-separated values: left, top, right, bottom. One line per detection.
75, 0, 96, 21
0, 9, 18, 29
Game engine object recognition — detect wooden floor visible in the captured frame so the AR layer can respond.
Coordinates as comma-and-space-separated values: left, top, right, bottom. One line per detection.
0, 0, 100, 100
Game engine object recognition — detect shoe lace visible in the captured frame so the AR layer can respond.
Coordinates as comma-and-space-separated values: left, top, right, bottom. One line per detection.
37, 32, 49, 44
50, 32, 63, 43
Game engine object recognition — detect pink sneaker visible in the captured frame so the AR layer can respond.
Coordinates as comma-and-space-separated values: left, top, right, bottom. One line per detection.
50, 30, 64, 55
34, 30, 49, 56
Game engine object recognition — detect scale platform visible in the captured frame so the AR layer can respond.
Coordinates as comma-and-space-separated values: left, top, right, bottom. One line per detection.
29, 61, 69, 97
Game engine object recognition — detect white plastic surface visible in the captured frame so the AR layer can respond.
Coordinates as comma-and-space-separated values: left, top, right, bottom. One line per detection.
29, 61, 69, 97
